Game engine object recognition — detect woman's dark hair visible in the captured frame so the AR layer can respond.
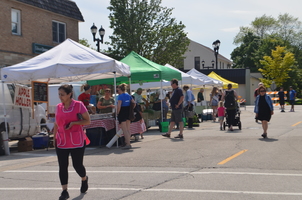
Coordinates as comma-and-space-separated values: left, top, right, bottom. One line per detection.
81, 84, 91, 92
227, 83, 232, 89
183, 85, 189, 90
118, 83, 127, 92
58, 84, 73, 98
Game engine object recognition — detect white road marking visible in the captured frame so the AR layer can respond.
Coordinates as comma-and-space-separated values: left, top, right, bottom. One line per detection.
0, 187, 301, 196
4, 170, 302, 177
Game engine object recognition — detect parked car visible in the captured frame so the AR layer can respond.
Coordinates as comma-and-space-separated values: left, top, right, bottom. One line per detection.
0, 82, 48, 154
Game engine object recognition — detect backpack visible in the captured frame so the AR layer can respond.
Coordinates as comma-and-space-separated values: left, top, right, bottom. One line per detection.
224, 90, 235, 108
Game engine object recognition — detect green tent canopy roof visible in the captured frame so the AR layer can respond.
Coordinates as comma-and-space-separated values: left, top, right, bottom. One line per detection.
88, 51, 181, 86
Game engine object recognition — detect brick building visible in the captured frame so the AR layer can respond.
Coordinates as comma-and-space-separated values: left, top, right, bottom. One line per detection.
0, 0, 84, 67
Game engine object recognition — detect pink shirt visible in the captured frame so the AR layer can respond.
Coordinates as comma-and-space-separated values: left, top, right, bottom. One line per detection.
217, 106, 226, 117
55, 100, 88, 149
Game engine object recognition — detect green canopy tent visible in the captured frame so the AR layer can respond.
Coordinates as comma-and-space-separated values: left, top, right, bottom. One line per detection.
87, 51, 181, 86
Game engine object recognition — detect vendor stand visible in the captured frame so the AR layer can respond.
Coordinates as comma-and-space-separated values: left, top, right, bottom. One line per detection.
82, 114, 146, 146
0, 38, 131, 155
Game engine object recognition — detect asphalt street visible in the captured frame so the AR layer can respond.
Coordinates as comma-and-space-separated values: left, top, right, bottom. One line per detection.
1, 105, 302, 200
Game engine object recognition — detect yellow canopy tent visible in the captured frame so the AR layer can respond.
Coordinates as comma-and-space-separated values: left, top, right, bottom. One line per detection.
208, 71, 238, 89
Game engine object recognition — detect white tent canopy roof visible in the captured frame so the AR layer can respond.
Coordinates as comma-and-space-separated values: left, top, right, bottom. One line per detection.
186, 68, 223, 87
1, 38, 130, 84
165, 64, 208, 86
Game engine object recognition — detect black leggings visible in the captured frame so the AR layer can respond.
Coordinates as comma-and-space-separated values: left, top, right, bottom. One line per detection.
56, 145, 86, 185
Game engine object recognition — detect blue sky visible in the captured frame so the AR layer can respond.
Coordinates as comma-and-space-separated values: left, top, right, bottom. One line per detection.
73, 0, 302, 60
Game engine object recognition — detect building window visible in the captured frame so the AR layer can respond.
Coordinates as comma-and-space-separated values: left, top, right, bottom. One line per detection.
11, 9, 21, 35
194, 57, 200, 70
52, 21, 66, 43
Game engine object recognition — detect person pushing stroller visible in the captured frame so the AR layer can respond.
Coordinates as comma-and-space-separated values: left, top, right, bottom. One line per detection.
221, 84, 238, 131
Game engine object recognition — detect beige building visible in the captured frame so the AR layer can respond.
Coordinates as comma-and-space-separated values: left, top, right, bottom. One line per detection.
183, 40, 233, 70
182, 39, 263, 105
0, 0, 84, 67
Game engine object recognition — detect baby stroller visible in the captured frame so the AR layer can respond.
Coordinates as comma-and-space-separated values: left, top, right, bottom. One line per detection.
223, 103, 242, 130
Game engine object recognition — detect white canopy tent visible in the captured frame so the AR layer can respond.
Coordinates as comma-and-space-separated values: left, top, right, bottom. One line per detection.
0, 38, 131, 155
1, 38, 130, 84
186, 68, 223, 87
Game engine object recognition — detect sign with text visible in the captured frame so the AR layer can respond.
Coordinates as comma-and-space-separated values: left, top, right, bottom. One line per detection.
32, 43, 53, 54
14, 85, 31, 108
32, 81, 48, 103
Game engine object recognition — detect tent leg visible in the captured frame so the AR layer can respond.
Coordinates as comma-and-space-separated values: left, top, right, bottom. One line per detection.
1, 81, 10, 155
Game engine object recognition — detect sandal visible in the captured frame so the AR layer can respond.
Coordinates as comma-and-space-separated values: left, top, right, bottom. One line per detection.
174, 134, 183, 139
261, 133, 267, 138
162, 133, 170, 138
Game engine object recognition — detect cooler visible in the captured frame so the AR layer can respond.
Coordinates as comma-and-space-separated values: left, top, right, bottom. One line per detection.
32, 133, 49, 149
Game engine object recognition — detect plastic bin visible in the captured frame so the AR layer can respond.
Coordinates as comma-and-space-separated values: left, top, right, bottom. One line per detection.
159, 121, 169, 132
32, 133, 49, 149
182, 117, 186, 127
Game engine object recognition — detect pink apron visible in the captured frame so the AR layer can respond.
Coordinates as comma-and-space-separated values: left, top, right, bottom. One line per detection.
55, 100, 86, 149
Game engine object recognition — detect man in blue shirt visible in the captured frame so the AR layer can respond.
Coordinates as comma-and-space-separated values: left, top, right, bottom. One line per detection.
162, 79, 184, 139
289, 86, 297, 112
183, 85, 194, 128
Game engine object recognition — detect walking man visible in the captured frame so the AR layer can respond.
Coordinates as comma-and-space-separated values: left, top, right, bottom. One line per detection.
278, 87, 285, 112
183, 85, 194, 129
289, 86, 297, 112
162, 79, 184, 139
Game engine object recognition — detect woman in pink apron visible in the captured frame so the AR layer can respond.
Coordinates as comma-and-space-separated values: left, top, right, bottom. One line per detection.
53, 84, 91, 200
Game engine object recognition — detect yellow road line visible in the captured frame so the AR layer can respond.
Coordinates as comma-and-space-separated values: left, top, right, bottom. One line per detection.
218, 149, 248, 165
292, 121, 302, 127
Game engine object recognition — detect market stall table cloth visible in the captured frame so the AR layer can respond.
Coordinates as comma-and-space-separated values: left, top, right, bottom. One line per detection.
118, 119, 147, 135
83, 118, 115, 131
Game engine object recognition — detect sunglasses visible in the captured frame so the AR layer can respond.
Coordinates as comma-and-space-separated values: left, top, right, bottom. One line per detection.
260, 90, 266, 92
105, 90, 111, 92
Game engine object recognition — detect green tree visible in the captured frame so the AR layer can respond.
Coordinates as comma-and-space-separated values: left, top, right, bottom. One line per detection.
259, 46, 296, 88
231, 32, 261, 72
107, 0, 189, 67
79, 38, 93, 48
253, 35, 290, 69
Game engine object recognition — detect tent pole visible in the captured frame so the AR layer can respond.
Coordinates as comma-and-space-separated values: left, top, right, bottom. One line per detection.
1, 81, 10, 155
160, 80, 163, 122
113, 71, 118, 148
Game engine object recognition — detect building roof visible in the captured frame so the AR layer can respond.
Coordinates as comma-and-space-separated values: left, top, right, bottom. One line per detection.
15, 0, 84, 21
189, 39, 232, 64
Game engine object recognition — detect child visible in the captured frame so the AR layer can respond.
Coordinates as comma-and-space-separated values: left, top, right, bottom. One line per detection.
217, 101, 226, 130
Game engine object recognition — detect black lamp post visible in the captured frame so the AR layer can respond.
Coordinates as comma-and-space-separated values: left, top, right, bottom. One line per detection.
202, 60, 215, 70
212, 39, 221, 69
90, 23, 105, 52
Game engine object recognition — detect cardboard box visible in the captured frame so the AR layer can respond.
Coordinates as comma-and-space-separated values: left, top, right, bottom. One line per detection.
18, 137, 33, 152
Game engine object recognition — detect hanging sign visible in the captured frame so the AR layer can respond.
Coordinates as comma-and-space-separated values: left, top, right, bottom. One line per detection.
14, 85, 32, 108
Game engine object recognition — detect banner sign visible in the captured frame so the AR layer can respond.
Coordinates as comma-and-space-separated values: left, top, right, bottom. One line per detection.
14, 85, 32, 108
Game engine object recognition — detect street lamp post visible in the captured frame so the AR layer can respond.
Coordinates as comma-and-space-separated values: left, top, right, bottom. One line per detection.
202, 60, 215, 70
90, 23, 105, 52
212, 39, 221, 69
